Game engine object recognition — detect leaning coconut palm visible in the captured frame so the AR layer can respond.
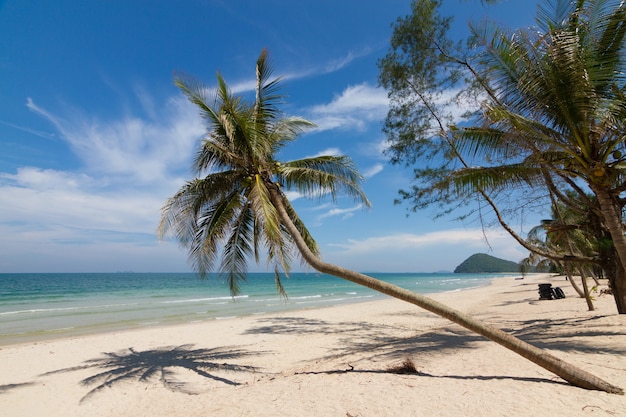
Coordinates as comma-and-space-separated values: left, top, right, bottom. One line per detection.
159, 50, 622, 394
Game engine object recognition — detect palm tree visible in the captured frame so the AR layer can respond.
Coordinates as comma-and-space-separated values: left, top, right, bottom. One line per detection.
437, 0, 626, 313
159, 49, 622, 394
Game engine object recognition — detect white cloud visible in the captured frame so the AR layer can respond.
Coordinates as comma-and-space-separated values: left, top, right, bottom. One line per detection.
284, 190, 304, 201
0, 220, 189, 272
306, 147, 343, 158
1, 167, 93, 190
308, 83, 389, 132
1, 168, 164, 234
0, 93, 210, 272
230, 79, 257, 94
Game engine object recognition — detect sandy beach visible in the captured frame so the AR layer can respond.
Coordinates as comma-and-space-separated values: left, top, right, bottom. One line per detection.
1, 273, 624, 416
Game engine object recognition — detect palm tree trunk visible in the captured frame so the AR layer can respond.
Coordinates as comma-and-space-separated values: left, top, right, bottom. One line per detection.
612, 261, 626, 314
269, 187, 623, 394
593, 187, 626, 314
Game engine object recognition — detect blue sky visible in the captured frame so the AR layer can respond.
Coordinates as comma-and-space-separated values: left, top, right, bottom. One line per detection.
0, 0, 542, 273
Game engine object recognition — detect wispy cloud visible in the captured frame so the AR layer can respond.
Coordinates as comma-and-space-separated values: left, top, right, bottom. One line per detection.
317, 204, 365, 221
282, 49, 373, 82
198, 50, 373, 99
0, 119, 57, 140
320, 49, 372, 74
363, 163, 384, 178
26, 96, 203, 185
322, 228, 527, 272
329, 229, 514, 254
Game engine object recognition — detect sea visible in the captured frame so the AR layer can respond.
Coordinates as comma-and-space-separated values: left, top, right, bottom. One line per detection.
0, 272, 516, 345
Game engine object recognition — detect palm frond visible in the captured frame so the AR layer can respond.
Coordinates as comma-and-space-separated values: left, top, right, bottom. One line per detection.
267, 117, 317, 149
254, 48, 284, 125
280, 156, 371, 206
189, 190, 244, 276
448, 163, 543, 195
272, 267, 288, 299
158, 172, 242, 241
248, 174, 283, 247
173, 75, 219, 127
219, 203, 255, 295
536, 0, 577, 32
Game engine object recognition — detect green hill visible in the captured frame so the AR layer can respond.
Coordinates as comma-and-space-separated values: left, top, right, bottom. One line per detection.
454, 253, 520, 273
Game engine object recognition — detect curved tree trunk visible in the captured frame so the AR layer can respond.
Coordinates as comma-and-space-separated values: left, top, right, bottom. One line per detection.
563, 264, 585, 298
269, 188, 623, 394
578, 267, 595, 312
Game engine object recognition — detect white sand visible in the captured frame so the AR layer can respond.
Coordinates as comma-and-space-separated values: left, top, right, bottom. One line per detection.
1, 274, 625, 416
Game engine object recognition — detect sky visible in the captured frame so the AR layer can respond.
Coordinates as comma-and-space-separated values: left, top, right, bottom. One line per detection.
0, 0, 543, 274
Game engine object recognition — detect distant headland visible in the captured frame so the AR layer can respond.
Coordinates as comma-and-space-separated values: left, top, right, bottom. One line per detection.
454, 253, 521, 273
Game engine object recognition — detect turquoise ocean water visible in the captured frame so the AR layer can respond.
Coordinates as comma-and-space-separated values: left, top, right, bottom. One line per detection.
0, 272, 515, 345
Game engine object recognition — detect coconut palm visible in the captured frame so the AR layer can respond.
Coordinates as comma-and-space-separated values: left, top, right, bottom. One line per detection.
159, 51, 367, 296
377, 0, 626, 313
159, 49, 622, 393
437, 0, 626, 313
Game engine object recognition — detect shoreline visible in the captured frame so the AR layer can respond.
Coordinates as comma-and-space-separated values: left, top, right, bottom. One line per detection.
2, 273, 624, 416
0, 272, 504, 347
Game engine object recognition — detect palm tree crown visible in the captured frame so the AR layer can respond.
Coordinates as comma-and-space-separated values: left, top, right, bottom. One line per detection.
159, 49, 370, 295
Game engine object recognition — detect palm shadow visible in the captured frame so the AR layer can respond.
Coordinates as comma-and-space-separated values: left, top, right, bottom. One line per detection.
41, 344, 266, 403
0, 382, 36, 394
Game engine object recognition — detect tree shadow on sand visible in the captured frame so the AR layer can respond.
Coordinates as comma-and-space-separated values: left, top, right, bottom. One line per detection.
245, 316, 485, 361
41, 344, 266, 403
508, 315, 626, 354
294, 366, 569, 388
246, 313, 626, 359
244, 316, 392, 336
244, 313, 625, 388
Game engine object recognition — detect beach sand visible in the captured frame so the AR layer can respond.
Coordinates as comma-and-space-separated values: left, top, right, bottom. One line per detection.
1, 273, 625, 416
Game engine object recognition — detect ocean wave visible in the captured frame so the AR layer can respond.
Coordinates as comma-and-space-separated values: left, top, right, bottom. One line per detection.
290, 294, 322, 300
44, 326, 75, 332
421, 278, 462, 284
0, 302, 140, 316
161, 295, 249, 304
